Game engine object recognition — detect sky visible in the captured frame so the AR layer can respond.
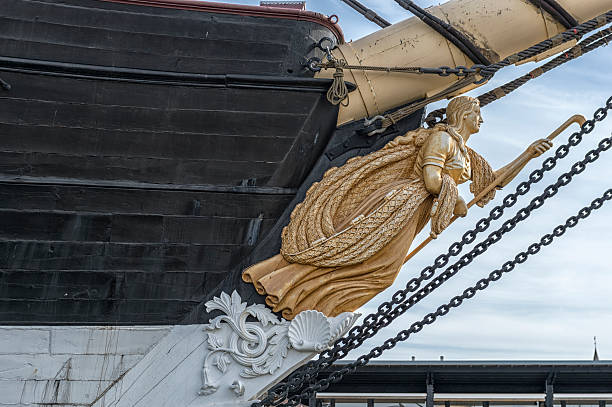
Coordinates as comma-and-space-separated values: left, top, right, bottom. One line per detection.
225, 0, 612, 361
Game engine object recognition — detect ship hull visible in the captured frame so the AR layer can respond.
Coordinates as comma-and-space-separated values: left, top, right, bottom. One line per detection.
0, 0, 348, 325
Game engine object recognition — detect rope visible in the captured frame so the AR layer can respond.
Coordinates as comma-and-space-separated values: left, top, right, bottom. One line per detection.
311, 57, 481, 108
479, 27, 611, 107
527, 0, 578, 29
480, 10, 612, 78
338, 0, 391, 28
320, 10, 610, 131
425, 26, 612, 127
394, 0, 491, 66
315, 59, 477, 75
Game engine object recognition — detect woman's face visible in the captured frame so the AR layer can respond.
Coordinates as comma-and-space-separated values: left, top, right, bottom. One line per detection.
464, 104, 483, 134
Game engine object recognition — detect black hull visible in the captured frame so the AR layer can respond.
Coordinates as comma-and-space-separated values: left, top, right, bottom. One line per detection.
0, 0, 422, 325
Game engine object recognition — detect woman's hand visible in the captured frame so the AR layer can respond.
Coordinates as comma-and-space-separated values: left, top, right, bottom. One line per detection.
454, 195, 468, 217
527, 139, 553, 157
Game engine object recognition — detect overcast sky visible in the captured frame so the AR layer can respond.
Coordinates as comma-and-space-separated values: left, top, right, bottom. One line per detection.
228, 0, 612, 361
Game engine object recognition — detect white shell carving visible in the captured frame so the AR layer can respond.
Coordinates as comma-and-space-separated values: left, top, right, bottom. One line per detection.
199, 291, 358, 399
288, 310, 331, 352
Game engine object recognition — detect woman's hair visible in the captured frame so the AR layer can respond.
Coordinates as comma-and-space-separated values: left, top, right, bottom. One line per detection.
446, 96, 479, 129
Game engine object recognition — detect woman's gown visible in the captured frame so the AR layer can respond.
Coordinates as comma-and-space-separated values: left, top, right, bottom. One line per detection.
243, 130, 474, 320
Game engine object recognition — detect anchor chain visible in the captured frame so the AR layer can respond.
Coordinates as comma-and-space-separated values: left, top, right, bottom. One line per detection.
254, 97, 612, 407
297, 187, 612, 401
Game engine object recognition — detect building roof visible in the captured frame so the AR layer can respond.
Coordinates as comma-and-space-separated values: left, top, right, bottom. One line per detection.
318, 361, 612, 395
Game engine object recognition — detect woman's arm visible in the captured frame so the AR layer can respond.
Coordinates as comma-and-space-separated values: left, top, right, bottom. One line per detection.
423, 165, 468, 217
494, 139, 553, 187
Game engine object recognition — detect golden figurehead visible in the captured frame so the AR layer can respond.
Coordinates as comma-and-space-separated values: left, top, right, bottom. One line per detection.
243, 96, 552, 319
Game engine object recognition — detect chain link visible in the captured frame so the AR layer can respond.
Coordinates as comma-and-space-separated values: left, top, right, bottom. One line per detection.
308, 56, 487, 79
254, 97, 612, 407
300, 186, 612, 401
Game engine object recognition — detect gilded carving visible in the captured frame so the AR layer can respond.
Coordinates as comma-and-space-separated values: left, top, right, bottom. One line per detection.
243, 96, 552, 320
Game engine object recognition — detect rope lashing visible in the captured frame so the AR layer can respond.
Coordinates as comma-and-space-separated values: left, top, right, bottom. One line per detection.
310, 55, 481, 107
317, 9, 610, 115
480, 27, 611, 107
480, 10, 612, 79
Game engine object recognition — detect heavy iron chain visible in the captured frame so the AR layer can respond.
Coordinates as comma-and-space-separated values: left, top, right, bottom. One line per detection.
0, 76, 9, 91
296, 187, 612, 402
254, 97, 612, 407
308, 36, 486, 79
309, 57, 487, 79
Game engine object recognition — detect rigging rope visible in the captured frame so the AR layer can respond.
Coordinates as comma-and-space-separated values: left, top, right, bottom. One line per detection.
313, 10, 611, 126
254, 97, 612, 407
425, 26, 612, 127
527, 0, 579, 29
481, 11, 611, 78
338, 0, 391, 28
394, 0, 491, 66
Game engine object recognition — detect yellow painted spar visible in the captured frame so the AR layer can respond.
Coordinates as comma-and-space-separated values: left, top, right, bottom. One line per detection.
316, 0, 611, 126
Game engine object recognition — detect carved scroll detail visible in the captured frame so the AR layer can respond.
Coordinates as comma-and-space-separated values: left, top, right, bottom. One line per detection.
199, 291, 358, 397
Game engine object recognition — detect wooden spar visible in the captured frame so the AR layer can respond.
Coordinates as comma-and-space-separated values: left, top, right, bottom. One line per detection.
315, 0, 610, 126
403, 114, 587, 264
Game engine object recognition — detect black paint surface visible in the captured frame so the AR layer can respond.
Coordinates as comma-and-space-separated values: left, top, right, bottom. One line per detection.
0, 0, 340, 324
0, 0, 423, 325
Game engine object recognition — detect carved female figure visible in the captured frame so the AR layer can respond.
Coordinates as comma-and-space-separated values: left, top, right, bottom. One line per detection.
243, 96, 552, 320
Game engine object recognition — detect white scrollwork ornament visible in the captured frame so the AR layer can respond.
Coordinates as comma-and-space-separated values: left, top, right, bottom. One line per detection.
199, 291, 359, 397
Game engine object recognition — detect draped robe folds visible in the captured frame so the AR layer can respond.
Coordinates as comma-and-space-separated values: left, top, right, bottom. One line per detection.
243, 126, 496, 320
